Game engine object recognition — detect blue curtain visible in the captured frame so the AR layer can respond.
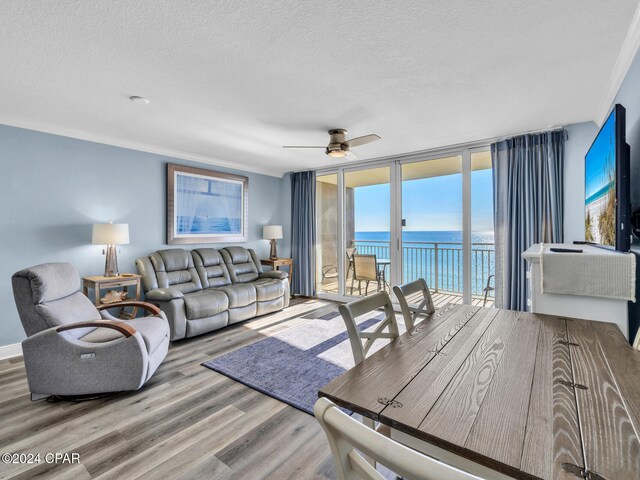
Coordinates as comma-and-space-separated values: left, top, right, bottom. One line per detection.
492, 130, 565, 311
291, 171, 316, 296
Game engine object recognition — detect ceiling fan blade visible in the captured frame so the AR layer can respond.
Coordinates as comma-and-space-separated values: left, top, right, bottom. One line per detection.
344, 134, 381, 148
282, 146, 326, 149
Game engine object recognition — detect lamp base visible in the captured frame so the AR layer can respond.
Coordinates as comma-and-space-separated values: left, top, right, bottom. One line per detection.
104, 245, 119, 277
269, 239, 278, 260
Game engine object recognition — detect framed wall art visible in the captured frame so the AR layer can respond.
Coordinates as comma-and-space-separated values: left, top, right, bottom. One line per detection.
167, 163, 249, 244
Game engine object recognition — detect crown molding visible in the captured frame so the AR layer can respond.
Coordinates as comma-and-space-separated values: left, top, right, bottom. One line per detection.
0, 343, 22, 361
594, 2, 640, 126
0, 115, 286, 178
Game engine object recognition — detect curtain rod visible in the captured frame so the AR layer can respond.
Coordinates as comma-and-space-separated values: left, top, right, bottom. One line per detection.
288, 126, 567, 175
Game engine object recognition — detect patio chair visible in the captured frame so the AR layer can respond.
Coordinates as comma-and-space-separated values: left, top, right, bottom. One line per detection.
483, 274, 495, 307
314, 397, 480, 480
393, 278, 435, 330
321, 265, 339, 282
322, 248, 357, 290
352, 254, 379, 296
346, 247, 357, 278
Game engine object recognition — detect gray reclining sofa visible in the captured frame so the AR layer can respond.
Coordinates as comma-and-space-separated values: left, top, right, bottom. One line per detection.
136, 246, 290, 340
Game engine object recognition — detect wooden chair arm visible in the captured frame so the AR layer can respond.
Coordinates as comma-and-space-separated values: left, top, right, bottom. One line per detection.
56, 320, 137, 338
96, 301, 162, 316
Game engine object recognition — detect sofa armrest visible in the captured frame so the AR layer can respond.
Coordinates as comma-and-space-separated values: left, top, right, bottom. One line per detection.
260, 271, 288, 280
97, 300, 162, 316
56, 320, 137, 337
144, 288, 185, 302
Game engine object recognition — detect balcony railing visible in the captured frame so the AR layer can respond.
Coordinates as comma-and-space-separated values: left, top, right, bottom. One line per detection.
352, 240, 495, 298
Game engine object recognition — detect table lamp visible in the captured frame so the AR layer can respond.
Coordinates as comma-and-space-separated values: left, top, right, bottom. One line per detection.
92, 222, 129, 277
263, 225, 283, 260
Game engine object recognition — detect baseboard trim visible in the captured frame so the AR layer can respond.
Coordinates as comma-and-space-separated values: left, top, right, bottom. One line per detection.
0, 343, 22, 360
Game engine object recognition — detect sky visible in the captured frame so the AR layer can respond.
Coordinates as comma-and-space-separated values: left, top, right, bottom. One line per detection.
354, 169, 494, 232
585, 108, 616, 201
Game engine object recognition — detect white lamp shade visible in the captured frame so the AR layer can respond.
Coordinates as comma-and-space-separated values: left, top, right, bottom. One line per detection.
263, 225, 283, 240
92, 223, 129, 245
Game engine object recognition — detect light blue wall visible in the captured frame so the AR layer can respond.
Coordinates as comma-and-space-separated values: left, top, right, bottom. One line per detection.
0, 124, 291, 347
563, 121, 599, 241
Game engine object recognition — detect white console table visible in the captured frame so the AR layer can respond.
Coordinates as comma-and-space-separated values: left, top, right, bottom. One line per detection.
523, 243, 629, 339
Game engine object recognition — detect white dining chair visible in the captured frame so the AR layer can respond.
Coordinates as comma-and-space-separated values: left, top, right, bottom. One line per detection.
314, 397, 481, 480
338, 291, 401, 467
338, 291, 400, 365
393, 278, 435, 330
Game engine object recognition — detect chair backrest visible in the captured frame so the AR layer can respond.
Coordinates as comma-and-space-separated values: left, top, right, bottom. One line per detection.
338, 291, 399, 364
393, 278, 435, 330
192, 248, 232, 288
137, 249, 203, 294
314, 397, 481, 480
220, 247, 263, 283
12, 263, 101, 339
353, 254, 378, 282
346, 247, 357, 261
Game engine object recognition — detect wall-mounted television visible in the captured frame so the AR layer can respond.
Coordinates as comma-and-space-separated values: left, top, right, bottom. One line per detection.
585, 103, 631, 251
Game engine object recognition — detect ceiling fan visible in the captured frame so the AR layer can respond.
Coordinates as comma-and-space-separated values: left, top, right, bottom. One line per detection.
283, 129, 381, 158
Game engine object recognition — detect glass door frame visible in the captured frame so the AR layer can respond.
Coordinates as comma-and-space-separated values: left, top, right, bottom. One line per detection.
315, 144, 491, 304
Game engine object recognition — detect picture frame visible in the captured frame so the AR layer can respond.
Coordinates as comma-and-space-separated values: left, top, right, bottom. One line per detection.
167, 163, 249, 244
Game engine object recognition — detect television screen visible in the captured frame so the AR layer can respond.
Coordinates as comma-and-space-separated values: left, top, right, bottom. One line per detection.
585, 109, 617, 247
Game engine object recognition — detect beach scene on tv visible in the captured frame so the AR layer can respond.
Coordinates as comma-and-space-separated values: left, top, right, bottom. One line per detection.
585, 112, 616, 246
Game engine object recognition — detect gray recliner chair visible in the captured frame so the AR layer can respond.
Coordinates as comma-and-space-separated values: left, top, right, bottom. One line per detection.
12, 263, 170, 400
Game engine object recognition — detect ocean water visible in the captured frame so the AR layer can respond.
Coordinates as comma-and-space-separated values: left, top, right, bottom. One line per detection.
355, 230, 494, 245
177, 216, 241, 235
353, 230, 495, 296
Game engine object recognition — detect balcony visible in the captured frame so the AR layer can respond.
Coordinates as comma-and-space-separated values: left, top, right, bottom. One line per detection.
319, 240, 495, 308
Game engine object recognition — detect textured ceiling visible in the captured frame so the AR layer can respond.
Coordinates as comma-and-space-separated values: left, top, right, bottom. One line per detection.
0, 1, 638, 177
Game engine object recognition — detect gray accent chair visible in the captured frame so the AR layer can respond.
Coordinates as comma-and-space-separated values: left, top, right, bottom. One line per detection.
12, 263, 170, 400
136, 246, 290, 341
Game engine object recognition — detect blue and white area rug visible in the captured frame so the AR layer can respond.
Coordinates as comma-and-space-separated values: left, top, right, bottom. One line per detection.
202, 309, 391, 415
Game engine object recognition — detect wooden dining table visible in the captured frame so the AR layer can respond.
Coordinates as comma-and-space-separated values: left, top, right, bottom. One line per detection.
319, 304, 640, 480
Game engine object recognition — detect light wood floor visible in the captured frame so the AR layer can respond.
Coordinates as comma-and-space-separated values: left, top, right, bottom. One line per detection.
0, 297, 357, 480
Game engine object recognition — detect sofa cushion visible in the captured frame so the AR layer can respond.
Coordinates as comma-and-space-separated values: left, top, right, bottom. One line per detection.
192, 249, 231, 288
183, 290, 229, 320
217, 283, 257, 308
220, 247, 261, 283
149, 249, 202, 294
185, 312, 228, 337
252, 278, 285, 302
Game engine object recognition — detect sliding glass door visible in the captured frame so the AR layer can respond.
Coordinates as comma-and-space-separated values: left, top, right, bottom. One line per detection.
401, 156, 463, 303
344, 166, 391, 297
315, 147, 494, 306
471, 151, 495, 307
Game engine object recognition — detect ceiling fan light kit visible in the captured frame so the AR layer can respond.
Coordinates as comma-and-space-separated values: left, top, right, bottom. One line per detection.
283, 128, 380, 158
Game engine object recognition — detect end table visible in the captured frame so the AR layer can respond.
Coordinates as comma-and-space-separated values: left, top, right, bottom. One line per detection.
260, 258, 293, 293
82, 274, 142, 319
